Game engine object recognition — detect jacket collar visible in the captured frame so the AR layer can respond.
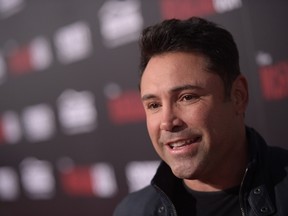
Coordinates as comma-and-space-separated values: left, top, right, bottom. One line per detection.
151, 161, 180, 199
243, 127, 275, 215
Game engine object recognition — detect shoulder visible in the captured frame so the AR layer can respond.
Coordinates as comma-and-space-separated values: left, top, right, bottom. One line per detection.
266, 146, 288, 184
113, 185, 162, 216
267, 146, 288, 167
265, 146, 288, 213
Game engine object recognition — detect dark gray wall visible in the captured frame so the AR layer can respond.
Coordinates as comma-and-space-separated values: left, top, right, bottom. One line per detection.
0, 0, 287, 215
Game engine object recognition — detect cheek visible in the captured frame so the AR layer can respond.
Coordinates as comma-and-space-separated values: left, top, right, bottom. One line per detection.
146, 116, 164, 157
194, 103, 236, 144
183, 105, 211, 127
146, 115, 159, 142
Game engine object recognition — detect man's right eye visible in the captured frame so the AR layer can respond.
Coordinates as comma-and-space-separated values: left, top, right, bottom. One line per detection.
147, 102, 161, 110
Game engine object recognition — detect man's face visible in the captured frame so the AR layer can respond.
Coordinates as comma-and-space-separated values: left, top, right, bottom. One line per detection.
140, 52, 245, 182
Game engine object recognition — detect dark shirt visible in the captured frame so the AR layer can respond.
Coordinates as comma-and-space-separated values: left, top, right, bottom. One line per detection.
172, 181, 242, 216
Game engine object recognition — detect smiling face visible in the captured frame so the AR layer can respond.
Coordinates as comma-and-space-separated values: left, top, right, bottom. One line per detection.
140, 52, 248, 188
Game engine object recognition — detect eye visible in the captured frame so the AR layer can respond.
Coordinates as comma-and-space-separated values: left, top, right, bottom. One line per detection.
147, 102, 161, 110
180, 94, 200, 102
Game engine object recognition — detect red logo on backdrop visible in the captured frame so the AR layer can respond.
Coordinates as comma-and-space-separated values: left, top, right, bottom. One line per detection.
8, 45, 32, 75
259, 60, 288, 101
7, 37, 52, 76
59, 162, 117, 198
61, 166, 94, 196
160, 0, 214, 19
108, 90, 145, 124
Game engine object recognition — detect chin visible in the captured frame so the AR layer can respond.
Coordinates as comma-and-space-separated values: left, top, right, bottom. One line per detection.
170, 162, 197, 180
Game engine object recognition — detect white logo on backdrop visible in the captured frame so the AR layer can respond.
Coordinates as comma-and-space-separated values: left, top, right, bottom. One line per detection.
256, 51, 273, 66
30, 37, 53, 71
126, 161, 160, 192
0, 167, 19, 201
90, 163, 118, 198
212, 0, 242, 13
22, 104, 56, 142
20, 158, 55, 199
98, 0, 143, 48
0, 0, 25, 19
54, 21, 93, 64
57, 89, 97, 135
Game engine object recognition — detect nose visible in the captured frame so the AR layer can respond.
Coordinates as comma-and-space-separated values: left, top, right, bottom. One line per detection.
160, 106, 184, 132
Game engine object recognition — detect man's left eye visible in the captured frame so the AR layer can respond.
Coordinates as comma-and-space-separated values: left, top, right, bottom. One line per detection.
182, 94, 198, 101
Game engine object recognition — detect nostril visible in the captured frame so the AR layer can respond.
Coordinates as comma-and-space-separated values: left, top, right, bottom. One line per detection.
171, 125, 185, 132
160, 121, 185, 132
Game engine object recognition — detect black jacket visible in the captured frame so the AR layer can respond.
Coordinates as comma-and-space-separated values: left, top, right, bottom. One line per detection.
114, 128, 288, 216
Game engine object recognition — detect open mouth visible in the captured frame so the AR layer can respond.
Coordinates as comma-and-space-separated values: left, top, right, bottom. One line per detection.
168, 136, 202, 150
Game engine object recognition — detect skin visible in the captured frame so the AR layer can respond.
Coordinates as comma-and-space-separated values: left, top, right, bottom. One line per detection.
140, 52, 249, 191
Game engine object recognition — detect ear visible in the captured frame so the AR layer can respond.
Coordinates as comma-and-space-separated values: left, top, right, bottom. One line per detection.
231, 75, 249, 115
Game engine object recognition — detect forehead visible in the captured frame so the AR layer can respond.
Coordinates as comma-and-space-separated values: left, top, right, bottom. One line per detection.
140, 52, 217, 95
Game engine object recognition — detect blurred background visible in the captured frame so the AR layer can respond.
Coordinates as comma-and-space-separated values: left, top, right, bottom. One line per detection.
0, 0, 287, 215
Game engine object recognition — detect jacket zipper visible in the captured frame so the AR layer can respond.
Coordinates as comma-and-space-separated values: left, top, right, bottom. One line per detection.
239, 166, 249, 216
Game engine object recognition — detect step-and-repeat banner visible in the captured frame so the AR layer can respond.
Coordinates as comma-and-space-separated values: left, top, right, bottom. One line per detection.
0, 0, 287, 215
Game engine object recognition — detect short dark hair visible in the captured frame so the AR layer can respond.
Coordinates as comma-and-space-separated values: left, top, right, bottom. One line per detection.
139, 17, 240, 97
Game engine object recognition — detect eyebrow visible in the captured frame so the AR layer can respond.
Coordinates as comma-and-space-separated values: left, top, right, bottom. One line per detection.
141, 84, 203, 101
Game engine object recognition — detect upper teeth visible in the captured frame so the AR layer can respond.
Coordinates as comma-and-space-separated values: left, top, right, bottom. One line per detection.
169, 140, 192, 148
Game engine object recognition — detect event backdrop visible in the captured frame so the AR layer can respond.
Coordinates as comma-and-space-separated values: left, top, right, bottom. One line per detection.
0, 0, 287, 215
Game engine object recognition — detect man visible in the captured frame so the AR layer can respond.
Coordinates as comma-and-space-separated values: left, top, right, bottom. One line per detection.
114, 17, 288, 216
